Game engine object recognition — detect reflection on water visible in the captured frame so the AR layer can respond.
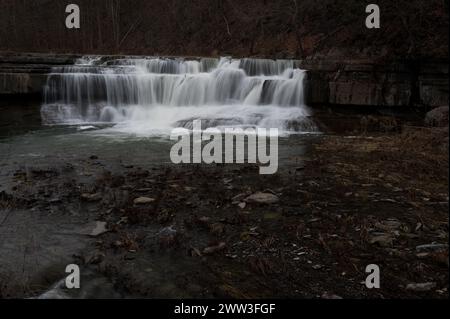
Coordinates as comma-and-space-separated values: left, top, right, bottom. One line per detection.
37, 268, 125, 299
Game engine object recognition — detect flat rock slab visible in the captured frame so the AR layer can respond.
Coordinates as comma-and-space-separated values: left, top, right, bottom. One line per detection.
245, 192, 279, 204
78, 221, 109, 237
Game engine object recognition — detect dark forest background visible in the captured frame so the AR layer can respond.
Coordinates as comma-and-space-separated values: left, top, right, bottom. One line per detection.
0, 0, 448, 59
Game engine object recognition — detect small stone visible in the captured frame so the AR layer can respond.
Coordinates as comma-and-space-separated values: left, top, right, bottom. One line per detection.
203, 242, 226, 255
380, 198, 397, 203
312, 264, 323, 270
406, 282, 437, 292
88, 252, 105, 264
158, 226, 178, 247
81, 193, 102, 202
264, 212, 281, 220
238, 202, 246, 209
375, 220, 402, 232
134, 197, 156, 205
232, 193, 247, 203
425, 106, 449, 127
416, 243, 448, 252
198, 216, 211, 225
245, 192, 279, 204
416, 252, 430, 259
369, 233, 394, 247
209, 223, 225, 235
321, 292, 343, 299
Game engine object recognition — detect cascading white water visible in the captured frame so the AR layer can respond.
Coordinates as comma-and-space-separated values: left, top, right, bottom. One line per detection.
41, 56, 317, 135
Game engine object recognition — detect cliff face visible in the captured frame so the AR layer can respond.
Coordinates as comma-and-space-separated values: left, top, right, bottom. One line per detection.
0, 0, 448, 60
301, 59, 449, 108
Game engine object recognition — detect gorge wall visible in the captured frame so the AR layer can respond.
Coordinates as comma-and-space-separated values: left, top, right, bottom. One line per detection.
1, 53, 448, 109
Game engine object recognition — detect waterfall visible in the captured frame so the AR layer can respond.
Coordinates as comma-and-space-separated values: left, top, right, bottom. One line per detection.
41, 56, 317, 134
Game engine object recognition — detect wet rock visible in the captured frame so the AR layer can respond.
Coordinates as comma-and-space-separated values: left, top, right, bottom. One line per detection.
158, 226, 178, 247
406, 282, 437, 292
78, 221, 109, 237
134, 197, 156, 205
375, 219, 402, 232
240, 228, 260, 240
209, 223, 225, 235
312, 264, 323, 270
61, 163, 75, 172
89, 221, 109, 237
416, 243, 448, 252
110, 175, 125, 188
321, 292, 343, 299
203, 242, 226, 255
197, 216, 211, 226
26, 167, 58, 180
232, 193, 248, 204
379, 198, 397, 203
189, 246, 203, 257
263, 212, 281, 220
425, 106, 449, 127
238, 202, 246, 209
248, 256, 274, 276
245, 192, 279, 205
237, 211, 251, 223
49, 198, 62, 204
81, 193, 102, 202
369, 233, 395, 247
157, 211, 173, 224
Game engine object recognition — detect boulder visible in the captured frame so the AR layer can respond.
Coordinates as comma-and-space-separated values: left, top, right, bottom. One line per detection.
425, 106, 449, 127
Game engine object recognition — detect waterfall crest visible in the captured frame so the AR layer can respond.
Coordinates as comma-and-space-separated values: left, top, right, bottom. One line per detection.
41, 56, 317, 134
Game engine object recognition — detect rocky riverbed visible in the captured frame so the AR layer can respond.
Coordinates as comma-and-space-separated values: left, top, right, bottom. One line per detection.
0, 123, 447, 299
